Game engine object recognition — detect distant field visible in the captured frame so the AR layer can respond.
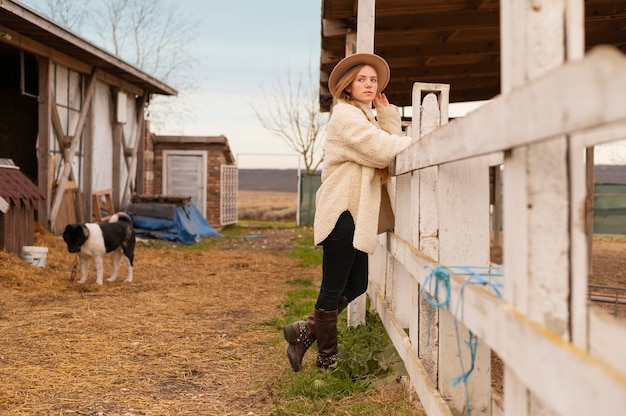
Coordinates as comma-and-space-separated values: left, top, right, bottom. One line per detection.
238, 190, 297, 221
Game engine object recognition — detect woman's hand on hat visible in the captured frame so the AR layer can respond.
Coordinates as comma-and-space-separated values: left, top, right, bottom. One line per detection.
373, 93, 389, 108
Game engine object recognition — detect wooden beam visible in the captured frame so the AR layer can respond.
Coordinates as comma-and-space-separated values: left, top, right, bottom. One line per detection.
0, 23, 146, 98
0, 24, 91, 73
49, 71, 97, 230
121, 94, 147, 205
322, 18, 351, 37
37, 56, 51, 227
375, 10, 499, 31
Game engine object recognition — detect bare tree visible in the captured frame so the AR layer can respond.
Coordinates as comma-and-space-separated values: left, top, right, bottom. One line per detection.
252, 67, 328, 175
29, 0, 90, 32
24, 0, 200, 132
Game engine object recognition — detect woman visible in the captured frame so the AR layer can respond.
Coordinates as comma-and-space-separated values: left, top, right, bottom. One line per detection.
283, 53, 412, 372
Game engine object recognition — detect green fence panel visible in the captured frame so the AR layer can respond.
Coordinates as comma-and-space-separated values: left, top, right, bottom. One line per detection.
299, 173, 321, 226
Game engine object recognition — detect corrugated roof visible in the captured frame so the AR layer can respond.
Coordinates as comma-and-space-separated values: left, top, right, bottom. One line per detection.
0, 166, 45, 208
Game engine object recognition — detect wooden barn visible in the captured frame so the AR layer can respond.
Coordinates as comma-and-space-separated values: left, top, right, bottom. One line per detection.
0, 0, 177, 234
319, 1, 626, 415
146, 134, 238, 228
0, 160, 46, 256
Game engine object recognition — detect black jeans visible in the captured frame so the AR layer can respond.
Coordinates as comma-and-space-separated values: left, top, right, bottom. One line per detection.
315, 211, 369, 311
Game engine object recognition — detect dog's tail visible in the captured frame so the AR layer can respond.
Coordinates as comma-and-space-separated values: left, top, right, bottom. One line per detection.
109, 211, 133, 225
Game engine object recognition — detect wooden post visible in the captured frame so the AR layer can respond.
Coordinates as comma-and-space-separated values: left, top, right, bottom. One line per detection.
410, 83, 449, 384
37, 57, 52, 228
500, 0, 584, 414
347, 0, 376, 327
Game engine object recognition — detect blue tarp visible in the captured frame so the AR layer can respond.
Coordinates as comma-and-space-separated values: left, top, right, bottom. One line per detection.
129, 202, 221, 244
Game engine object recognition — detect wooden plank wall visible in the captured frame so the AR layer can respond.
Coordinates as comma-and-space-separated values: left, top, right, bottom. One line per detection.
0, 207, 35, 256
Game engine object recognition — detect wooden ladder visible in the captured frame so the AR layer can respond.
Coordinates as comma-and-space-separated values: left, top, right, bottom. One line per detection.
92, 189, 115, 222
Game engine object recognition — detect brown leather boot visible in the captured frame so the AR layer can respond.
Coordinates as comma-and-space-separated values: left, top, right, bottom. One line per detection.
283, 312, 315, 372
283, 296, 348, 372
315, 308, 339, 369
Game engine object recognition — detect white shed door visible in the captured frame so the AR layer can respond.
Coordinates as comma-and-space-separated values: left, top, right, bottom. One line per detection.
163, 151, 207, 217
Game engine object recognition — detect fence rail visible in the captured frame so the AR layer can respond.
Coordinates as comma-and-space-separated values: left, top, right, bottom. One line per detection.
355, 46, 626, 415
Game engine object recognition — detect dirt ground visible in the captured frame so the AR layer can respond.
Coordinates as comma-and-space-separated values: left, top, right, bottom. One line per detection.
0, 218, 624, 415
0, 225, 310, 415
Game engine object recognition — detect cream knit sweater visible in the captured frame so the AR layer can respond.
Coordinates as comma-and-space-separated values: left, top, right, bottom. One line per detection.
313, 100, 412, 254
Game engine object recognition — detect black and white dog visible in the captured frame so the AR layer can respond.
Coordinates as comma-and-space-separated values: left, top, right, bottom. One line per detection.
62, 212, 136, 285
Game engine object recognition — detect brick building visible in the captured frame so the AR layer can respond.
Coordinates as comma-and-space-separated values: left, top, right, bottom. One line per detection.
144, 134, 237, 228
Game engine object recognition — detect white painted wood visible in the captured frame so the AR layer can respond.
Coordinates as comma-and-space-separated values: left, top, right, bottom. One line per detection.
565, 0, 585, 61
121, 94, 146, 208
390, 173, 413, 328
355, 3, 626, 415
499, 0, 526, 93
369, 280, 454, 416
526, 0, 565, 80
438, 157, 491, 415
504, 366, 529, 416
91, 81, 114, 204
588, 308, 626, 376
502, 148, 529, 311
388, 230, 626, 415
347, 0, 376, 325
395, 173, 413, 241
370, 234, 388, 293
395, 47, 626, 174
418, 167, 438, 253
116, 91, 127, 124
356, 0, 375, 53
568, 134, 589, 348
571, 119, 626, 148
162, 150, 207, 217
526, 137, 570, 335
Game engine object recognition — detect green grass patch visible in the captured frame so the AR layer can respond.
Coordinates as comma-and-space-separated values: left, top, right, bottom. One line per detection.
288, 230, 322, 267
273, 235, 412, 414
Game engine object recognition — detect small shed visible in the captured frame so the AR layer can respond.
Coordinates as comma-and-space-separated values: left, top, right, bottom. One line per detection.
0, 160, 45, 256
148, 135, 238, 228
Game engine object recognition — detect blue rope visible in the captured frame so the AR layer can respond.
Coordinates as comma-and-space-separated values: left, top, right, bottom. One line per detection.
418, 264, 503, 416
418, 265, 452, 308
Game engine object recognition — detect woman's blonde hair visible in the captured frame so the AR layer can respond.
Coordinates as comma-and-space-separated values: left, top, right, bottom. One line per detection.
329, 63, 390, 184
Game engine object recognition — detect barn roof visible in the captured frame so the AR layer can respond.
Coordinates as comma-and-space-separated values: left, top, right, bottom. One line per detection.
0, 165, 45, 209
319, 0, 626, 112
0, 0, 176, 96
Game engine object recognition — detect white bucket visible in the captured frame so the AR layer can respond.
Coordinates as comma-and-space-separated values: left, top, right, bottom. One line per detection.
21, 246, 48, 268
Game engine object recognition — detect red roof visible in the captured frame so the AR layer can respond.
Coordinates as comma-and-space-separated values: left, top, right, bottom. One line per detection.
0, 167, 45, 209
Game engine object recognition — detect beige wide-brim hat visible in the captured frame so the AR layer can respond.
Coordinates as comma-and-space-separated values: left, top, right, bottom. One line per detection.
328, 52, 390, 94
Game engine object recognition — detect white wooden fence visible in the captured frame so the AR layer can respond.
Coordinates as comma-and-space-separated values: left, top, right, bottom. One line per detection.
356, 46, 626, 416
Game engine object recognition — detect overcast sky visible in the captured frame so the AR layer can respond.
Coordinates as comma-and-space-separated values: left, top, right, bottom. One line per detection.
173, 0, 322, 169
23, 0, 321, 169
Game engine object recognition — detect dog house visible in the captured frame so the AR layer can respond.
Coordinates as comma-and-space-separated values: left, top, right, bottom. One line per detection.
0, 1, 177, 234
0, 160, 45, 256
147, 134, 238, 228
